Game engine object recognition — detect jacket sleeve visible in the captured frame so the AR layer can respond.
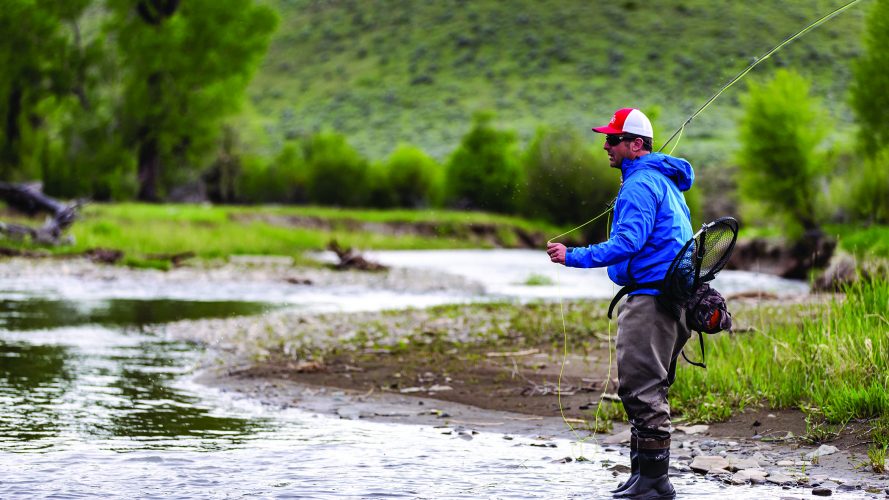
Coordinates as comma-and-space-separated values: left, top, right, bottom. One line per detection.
565, 177, 660, 269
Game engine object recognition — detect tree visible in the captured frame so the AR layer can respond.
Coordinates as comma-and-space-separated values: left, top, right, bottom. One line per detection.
850, 0, 889, 154
445, 111, 522, 213
0, 0, 93, 181
106, 0, 277, 201
737, 70, 828, 238
381, 144, 442, 208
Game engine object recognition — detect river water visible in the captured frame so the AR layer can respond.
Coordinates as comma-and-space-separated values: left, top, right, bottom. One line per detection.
0, 252, 825, 498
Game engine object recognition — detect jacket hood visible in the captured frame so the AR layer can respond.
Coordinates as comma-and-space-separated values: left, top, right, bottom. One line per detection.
622, 152, 694, 191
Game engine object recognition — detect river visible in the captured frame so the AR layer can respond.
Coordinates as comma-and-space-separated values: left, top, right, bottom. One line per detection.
0, 252, 834, 498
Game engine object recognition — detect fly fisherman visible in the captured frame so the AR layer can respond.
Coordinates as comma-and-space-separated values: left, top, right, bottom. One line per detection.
547, 108, 693, 500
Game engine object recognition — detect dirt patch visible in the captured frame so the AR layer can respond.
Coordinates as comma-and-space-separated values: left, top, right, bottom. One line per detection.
228, 347, 615, 424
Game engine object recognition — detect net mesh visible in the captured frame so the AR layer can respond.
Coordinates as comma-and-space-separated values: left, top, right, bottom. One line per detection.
663, 217, 738, 300
697, 218, 739, 282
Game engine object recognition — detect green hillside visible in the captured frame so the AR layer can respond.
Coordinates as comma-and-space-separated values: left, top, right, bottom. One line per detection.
244, 0, 865, 164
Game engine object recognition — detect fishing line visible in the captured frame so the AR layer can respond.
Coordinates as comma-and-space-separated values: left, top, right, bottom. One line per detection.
547, 0, 864, 455
659, 0, 864, 154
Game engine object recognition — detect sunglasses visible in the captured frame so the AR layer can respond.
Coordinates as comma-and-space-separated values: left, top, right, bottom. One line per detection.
605, 134, 635, 146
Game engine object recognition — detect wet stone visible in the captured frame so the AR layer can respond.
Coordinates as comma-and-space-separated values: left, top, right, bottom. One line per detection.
805, 445, 839, 460
731, 469, 768, 485
766, 471, 794, 485
727, 457, 762, 472
811, 487, 832, 496
690, 455, 730, 474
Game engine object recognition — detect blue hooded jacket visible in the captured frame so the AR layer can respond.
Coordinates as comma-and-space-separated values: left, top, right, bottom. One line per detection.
565, 152, 694, 295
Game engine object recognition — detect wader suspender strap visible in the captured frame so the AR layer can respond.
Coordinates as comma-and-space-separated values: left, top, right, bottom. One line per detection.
607, 280, 664, 319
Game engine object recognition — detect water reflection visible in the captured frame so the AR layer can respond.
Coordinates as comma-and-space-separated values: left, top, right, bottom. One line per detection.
0, 297, 273, 331
0, 297, 275, 452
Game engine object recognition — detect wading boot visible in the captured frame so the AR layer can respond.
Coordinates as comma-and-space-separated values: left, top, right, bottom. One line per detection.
613, 439, 674, 499
610, 435, 639, 494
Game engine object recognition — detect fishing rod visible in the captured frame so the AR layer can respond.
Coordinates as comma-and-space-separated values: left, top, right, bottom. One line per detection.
552, 0, 866, 443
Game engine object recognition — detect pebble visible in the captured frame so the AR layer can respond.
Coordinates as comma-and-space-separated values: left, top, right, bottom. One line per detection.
811, 487, 832, 496
676, 424, 709, 435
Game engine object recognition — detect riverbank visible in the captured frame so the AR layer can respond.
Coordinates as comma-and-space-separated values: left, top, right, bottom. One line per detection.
152, 268, 887, 496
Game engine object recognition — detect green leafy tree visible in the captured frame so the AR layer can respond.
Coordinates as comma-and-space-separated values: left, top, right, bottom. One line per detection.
106, 0, 277, 201
381, 144, 442, 208
0, 0, 93, 181
303, 131, 371, 207
848, 148, 889, 224
850, 0, 889, 153
445, 111, 522, 213
521, 126, 619, 237
737, 69, 828, 238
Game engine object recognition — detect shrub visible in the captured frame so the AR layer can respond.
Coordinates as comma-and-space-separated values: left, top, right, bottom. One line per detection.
381, 144, 443, 208
850, 0, 889, 153
520, 126, 619, 237
848, 147, 889, 224
737, 69, 829, 239
445, 111, 522, 213
236, 141, 307, 204
303, 131, 371, 207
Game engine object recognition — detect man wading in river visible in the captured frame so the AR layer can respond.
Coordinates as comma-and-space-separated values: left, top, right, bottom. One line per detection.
547, 108, 693, 500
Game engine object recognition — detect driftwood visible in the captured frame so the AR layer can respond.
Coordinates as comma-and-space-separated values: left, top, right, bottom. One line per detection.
0, 182, 81, 245
327, 239, 387, 271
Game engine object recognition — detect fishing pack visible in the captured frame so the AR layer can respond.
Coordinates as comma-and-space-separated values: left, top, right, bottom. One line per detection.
608, 217, 739, 368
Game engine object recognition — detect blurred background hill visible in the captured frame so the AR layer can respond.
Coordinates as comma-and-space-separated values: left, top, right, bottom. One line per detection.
245, 0, 864, 161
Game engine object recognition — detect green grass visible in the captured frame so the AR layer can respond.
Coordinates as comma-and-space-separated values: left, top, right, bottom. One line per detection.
523, 273, 554, 286
671, 279, 889, 425
243, 0, 866, 162
828, 224, 889, 260
1, 203, 572, 260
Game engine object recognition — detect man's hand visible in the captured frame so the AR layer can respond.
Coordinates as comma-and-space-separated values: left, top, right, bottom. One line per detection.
547, 242, 567, 265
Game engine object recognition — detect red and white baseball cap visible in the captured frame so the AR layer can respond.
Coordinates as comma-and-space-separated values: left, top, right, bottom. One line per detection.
592, 108, 653, 138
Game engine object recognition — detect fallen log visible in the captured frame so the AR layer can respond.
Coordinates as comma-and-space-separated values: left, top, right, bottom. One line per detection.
0, 182, 81, 245
327, 239, 387, 271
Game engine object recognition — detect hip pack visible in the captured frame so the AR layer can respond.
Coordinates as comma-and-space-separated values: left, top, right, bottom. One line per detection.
607, 217, 739, 368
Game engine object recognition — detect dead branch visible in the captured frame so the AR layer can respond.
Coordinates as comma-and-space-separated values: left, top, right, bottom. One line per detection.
327, 239, 387, 271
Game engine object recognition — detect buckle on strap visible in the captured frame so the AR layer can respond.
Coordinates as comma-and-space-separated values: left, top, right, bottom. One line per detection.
607, 281, 663, 319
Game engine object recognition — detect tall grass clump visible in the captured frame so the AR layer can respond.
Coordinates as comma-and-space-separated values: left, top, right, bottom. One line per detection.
671, 279, 889, 424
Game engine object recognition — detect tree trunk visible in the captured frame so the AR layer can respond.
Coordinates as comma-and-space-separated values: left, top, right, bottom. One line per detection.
1, 85, 23, 177
137, 134, 160, 202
